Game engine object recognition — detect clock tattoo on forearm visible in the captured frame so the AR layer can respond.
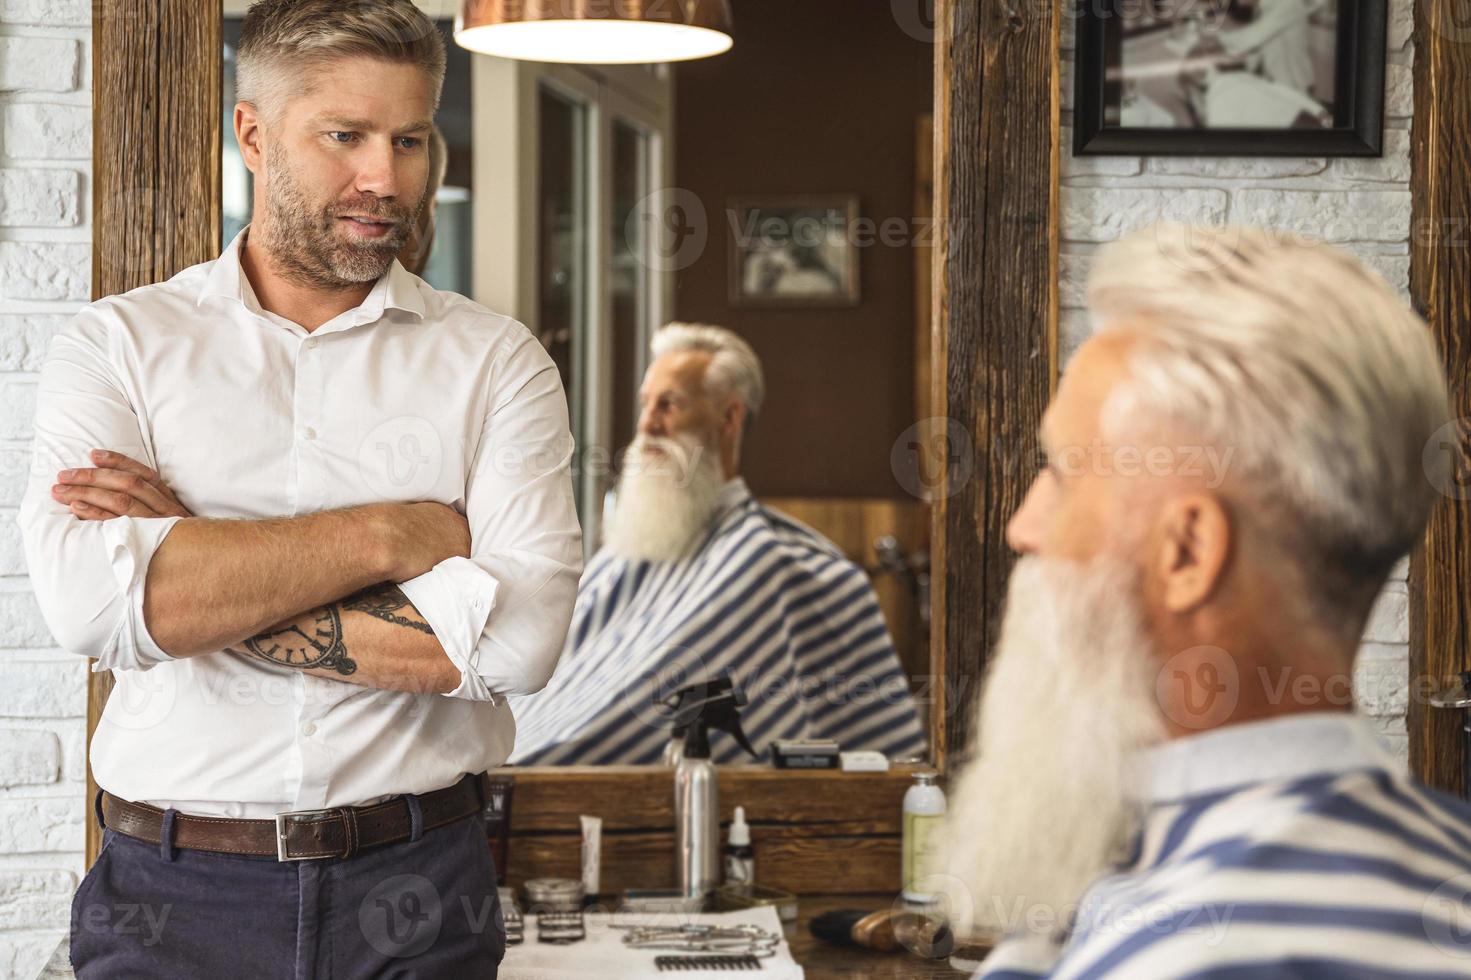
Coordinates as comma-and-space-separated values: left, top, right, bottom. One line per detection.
243, 606, 358, 675
240, 583, 432, 676
340, 582, 435, 635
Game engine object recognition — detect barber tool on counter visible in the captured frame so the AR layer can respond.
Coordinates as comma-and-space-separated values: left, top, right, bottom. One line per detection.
498, 906, 804, 978
809, 906, 955, 960
616, 921, 780, 957
524, 877, 588, 944
654, 953, 765, 971
661, 675, 759, 901
499, 887, 525, 945
769, 737, 839, 769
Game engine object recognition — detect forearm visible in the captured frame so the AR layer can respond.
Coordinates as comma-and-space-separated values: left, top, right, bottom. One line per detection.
142, 504, 393, 658
233, 581, 459, 694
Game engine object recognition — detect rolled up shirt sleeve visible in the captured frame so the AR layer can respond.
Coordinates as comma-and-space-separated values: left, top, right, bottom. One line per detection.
14, 306, 185, 672
397, 326, 584, 704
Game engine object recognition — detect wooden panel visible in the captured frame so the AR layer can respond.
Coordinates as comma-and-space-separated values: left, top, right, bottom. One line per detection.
505, 768, 917, 894
916, 112, 935, 424
89, 0, 221, 866
507, 767, 914, 832
507, 831, 901, 896
1408, 0, 1471, 794
930, 0, 1060, 768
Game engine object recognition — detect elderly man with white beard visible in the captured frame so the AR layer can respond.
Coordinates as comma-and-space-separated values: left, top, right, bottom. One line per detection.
508, 322, 926, 765
943, 224, 1471, 977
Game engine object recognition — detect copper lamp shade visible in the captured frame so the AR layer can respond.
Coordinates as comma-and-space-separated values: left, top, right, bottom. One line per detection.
456, 0, 734, 64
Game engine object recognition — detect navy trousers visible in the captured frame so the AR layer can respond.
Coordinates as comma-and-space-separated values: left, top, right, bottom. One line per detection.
69, 790, 506, 979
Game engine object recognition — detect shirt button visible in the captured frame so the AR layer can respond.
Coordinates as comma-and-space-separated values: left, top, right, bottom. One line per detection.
304, 338, 318, 350
304, 427, 317, 440
302, 722, 317, 736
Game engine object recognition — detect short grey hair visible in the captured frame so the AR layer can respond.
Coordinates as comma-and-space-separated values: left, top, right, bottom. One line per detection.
1086, 223, 1450, 628
651, 322, 766, 428
238, 0, 446, 121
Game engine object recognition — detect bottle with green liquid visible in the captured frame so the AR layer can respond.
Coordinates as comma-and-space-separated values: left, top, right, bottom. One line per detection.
901, 771, 947, 904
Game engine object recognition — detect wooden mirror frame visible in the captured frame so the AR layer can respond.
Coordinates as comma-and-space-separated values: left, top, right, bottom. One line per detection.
87, 0, 1063, 893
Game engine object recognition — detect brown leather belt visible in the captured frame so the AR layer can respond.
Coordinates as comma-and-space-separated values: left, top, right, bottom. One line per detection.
101, 771, 489, 861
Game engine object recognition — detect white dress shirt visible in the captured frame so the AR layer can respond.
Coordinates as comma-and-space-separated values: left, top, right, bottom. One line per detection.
14, 226, 583, 817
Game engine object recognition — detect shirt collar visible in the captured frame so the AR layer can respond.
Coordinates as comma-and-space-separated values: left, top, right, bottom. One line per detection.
715, 475, 752, 515
1131, 711, 1399, 806
196, 224, 427, 325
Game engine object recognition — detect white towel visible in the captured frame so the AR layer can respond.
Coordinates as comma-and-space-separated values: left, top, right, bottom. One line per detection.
499, 905, 805, 980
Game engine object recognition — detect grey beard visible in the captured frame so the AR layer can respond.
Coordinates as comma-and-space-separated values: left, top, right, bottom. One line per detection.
938, 553, 1168, 941
603, 434, 724, 563
255, 143, 412, 289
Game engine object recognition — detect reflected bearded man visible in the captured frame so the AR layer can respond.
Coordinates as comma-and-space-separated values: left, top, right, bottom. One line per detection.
509, 323, 926, 764
943, 224, 1471, 977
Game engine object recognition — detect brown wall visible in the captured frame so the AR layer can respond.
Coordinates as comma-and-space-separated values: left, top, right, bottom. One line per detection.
651, 0, 933, 498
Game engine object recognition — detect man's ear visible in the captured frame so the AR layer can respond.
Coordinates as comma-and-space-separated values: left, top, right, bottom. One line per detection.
235, 102, 263, 174
722, 399, 746, 441
1155, 491, 1232, 613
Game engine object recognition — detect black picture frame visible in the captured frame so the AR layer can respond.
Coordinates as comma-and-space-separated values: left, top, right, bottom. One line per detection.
1073, 0, 1387, 156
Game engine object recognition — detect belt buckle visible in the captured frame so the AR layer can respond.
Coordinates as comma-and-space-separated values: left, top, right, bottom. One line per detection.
275, 807, 342, 861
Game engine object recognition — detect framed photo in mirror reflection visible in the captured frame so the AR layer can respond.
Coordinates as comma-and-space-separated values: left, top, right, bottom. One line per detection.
727, 196, 861, 308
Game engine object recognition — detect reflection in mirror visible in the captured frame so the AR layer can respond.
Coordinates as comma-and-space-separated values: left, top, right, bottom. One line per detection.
218, 0, 936, 767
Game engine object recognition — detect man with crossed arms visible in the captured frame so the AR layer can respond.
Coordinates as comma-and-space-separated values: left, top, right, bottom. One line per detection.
15, 1, 581, 976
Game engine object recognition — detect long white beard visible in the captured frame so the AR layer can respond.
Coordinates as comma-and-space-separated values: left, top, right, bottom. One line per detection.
603, 432, 724, 563
940, 553, 1168, 940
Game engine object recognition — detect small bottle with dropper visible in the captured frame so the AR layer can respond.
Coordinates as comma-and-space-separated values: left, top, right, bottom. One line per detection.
723, 805, 755, 885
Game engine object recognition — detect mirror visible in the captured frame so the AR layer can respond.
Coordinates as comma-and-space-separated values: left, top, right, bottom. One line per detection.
219, 0, 938, 768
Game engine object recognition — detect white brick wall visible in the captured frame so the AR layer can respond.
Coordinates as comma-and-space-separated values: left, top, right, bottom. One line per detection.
0, 6, 91, 978
1060, 2, 1417, 764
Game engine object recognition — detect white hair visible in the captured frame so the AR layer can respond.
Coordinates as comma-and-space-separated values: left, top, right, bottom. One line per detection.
1086, 223, 1450, 626
651, 322, 766, 429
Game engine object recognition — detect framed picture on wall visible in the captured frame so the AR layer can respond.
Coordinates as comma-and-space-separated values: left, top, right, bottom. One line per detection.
1073, 0, 1387, 156
728, 196, 861, 307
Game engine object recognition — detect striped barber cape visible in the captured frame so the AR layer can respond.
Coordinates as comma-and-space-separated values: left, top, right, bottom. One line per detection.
974, 712, 1471, 979
507, 476, 926, 765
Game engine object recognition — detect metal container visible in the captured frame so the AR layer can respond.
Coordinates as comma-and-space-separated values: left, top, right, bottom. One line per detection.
674, 753, 719, 898
523, 877, 584, 913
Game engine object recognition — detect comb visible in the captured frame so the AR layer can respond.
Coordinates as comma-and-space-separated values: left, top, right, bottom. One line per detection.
654, 954, 764, 971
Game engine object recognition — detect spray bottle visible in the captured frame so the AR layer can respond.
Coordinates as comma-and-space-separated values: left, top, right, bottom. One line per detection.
661, 675, 758, 900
